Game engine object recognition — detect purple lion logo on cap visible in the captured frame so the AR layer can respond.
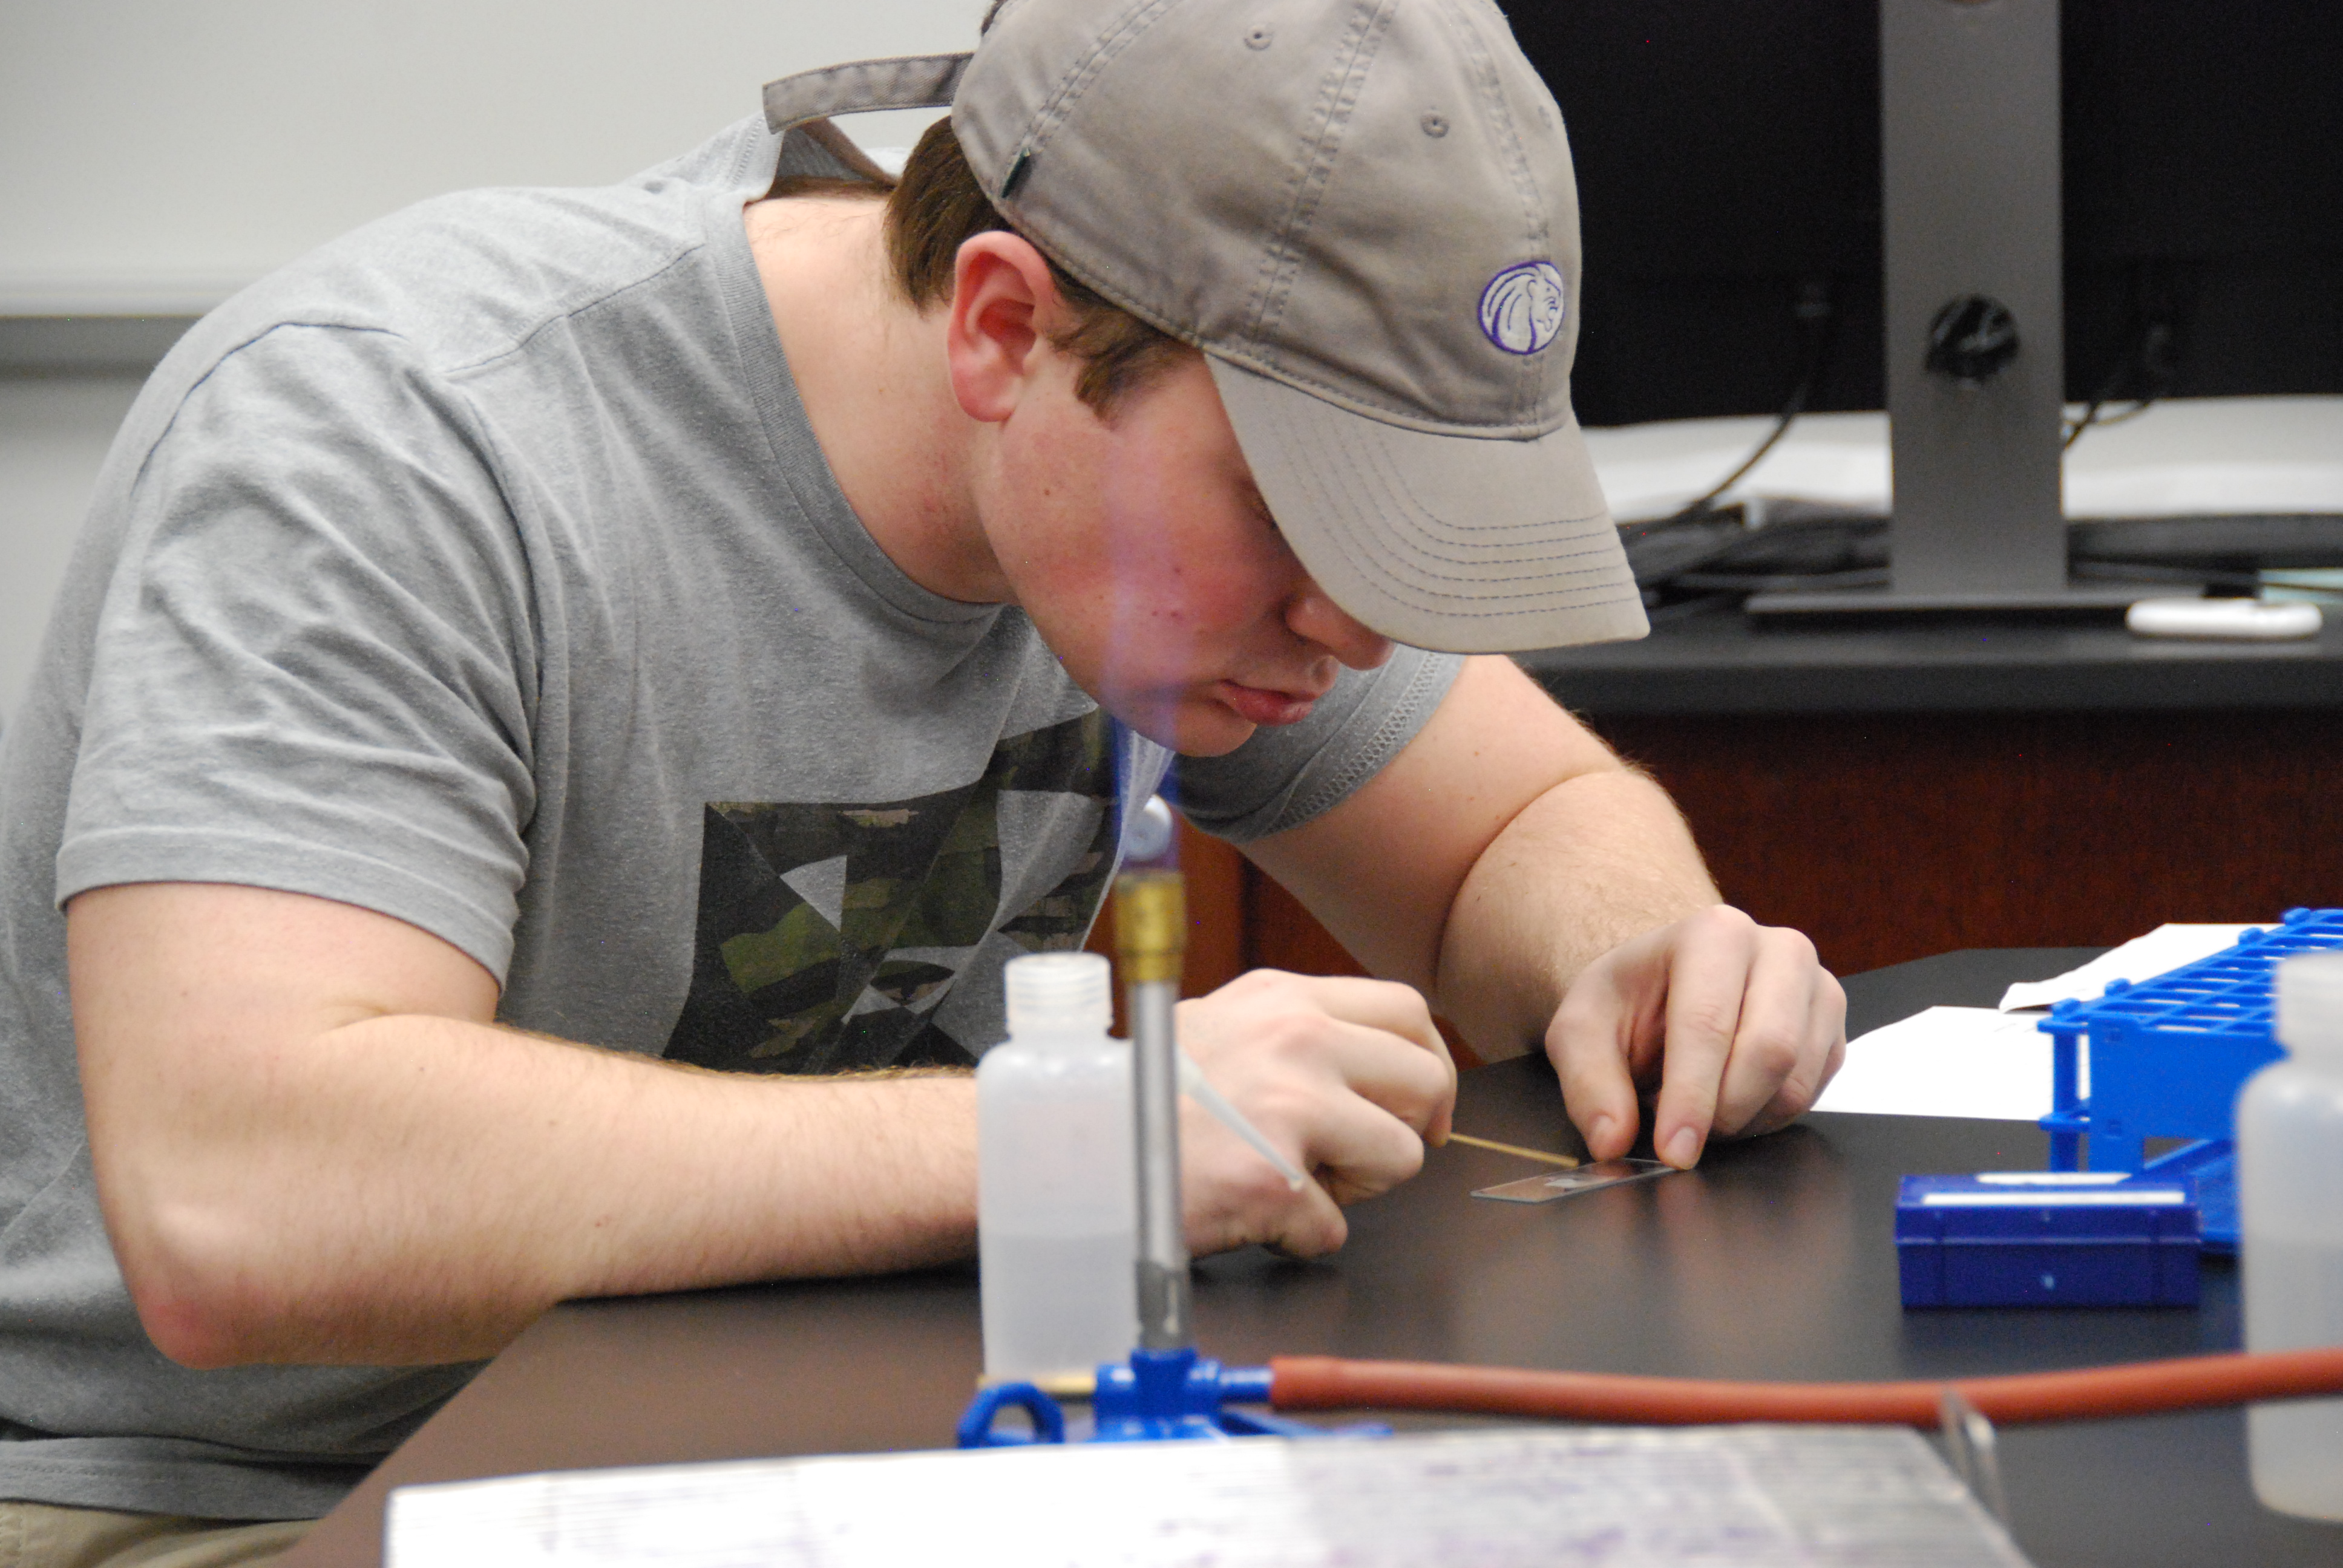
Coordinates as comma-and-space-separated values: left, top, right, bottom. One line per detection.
1479, 261, 1568, 356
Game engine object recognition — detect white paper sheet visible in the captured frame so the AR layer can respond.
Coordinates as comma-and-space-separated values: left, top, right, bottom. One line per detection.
1814, 923, 2278, 1121
1811, 1007, 2054, 1121
384, 1426, 2025, 1568
1995, 923, 2259, 1011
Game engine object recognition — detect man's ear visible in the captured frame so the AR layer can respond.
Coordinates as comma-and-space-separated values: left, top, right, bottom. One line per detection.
945, 231, 1066, 425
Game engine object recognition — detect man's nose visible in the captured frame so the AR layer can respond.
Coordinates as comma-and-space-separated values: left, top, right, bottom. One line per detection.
1288, 580, 1394, 670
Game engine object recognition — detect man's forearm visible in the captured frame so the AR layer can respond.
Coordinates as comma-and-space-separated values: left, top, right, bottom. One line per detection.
93, 1009, 977, 1368
1430, 768, 1720, 1059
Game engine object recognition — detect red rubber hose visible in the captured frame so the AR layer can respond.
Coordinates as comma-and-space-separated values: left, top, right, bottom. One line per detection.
1269, 1347, 2343, 1428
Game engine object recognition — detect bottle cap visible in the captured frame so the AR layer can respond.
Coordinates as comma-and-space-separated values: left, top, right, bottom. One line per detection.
1004, 952, 1113, 1039
2275, 952, 2343, 1055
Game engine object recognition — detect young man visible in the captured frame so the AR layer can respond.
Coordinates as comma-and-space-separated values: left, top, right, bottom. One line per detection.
0, 0, 1843, 1552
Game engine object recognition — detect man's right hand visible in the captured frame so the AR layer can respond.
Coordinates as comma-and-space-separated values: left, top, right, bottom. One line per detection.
68, 881, 983, 1370
1173, 970, 1455, 1259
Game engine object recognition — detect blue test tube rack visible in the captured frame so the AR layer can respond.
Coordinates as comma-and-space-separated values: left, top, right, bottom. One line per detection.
2036, 907, 2343, 1252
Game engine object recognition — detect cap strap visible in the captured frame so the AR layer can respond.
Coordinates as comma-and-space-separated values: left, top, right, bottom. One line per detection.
761, 53, 974, 136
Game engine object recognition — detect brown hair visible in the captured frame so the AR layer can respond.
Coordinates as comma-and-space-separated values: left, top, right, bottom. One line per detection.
888, 119, 1192, 416
770, 113, 1190, 417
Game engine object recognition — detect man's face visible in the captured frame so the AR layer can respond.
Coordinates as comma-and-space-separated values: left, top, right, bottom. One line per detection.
975, 350, 1394, 756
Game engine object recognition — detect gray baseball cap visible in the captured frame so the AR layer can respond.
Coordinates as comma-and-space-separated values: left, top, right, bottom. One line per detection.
763, 0, 1647, 655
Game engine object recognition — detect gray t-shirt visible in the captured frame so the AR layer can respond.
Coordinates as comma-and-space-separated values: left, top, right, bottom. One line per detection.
0, 118, 1461, 1518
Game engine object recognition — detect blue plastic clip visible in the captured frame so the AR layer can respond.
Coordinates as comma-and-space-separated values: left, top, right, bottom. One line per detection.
955, 1380, 1067, 1448
958, 1348, 1387, 1448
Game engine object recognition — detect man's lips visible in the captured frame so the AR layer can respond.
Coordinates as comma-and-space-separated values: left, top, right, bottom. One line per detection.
1215, 681, 1323, 727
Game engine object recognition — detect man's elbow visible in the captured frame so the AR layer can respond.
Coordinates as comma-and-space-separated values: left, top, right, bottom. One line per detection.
106, 1186, 291, 1369
134, 1287, 251, 1371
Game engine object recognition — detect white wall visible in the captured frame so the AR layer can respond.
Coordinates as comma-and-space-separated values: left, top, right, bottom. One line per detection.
0, 0, 988, 722
0, 0, 985, 312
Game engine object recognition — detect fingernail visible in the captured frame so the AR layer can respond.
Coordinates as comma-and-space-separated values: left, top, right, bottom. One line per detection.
1664, 1127, 1702, 1168
1589, 1114, 1616, 1153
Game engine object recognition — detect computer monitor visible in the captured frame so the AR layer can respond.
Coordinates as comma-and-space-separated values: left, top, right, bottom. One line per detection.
1509, 0, 2343, 612
1517, 0, 2341, 425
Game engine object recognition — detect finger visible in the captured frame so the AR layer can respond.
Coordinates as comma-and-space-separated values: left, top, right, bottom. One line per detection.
1709, 930, 1825, 1137
1188, 981, 1455, 1140
1187, 1050, 1428, 1207
1291, 1090, 1429, 1207
1296, 975, 1451, 1061
1314, 1020, 1455, 1137
1650, 915, 1761, 1168
1180, 1092, 1417, 1255
1317, 981, 1458, 1145
1423, 1039, 1457, 1147
1738, 965, 1848, 1138
1212, 1015, 1452, 1143
1260, 1192, 1349, 1260
1546, 946, 1654, 1163
1182, 1119, 1349, 1259
1818, 974, 1849, 1080
1300, 978, 1463, 1146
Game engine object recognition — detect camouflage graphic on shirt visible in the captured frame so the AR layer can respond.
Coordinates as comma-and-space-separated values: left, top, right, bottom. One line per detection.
666, 711, 1117, 1074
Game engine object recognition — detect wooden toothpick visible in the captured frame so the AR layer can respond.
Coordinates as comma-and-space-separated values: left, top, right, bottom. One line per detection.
1446, 1132, 1582, 1169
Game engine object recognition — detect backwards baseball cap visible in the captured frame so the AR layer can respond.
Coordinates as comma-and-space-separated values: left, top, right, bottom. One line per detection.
762, 0, 1647, 654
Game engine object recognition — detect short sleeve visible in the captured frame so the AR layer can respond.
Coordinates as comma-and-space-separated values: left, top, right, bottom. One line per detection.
1172, 645, 1464, 843
57, 325, 540, 979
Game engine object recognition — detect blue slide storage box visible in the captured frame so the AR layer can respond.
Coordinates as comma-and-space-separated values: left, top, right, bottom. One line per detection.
1896, 1174, 2201, 1308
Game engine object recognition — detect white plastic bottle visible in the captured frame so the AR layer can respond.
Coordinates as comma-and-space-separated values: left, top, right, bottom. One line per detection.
977, 952, 1138, 1382
2239, 950, 2343, 1520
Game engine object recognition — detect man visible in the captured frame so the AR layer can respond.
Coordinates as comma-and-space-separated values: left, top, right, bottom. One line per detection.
0, 0, 1843, 1557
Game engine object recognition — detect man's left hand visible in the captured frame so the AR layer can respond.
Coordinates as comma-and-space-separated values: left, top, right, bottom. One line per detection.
1545, 905, 1846, 1168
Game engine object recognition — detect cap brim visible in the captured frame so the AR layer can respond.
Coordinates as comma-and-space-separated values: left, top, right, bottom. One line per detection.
1208, 358, 1649, 655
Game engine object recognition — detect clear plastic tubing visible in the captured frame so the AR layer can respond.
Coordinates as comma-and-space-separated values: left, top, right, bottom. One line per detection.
2239, 950, 2343, 1521
977, 952, 1138, 1382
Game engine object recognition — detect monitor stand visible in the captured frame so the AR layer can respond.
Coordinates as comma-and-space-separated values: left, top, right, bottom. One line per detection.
1747, 0, 2180, 619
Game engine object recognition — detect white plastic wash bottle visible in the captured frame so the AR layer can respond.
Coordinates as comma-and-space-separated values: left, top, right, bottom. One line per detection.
2239, 949, 2343, 1520
978, 952, 1138, 1382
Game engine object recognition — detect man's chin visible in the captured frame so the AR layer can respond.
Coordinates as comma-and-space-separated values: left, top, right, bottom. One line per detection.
1164, 707, 1258, 758
1093, 685, 1300, 757
1173, 724, 1257, 759
1107, 698, 1256, 759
